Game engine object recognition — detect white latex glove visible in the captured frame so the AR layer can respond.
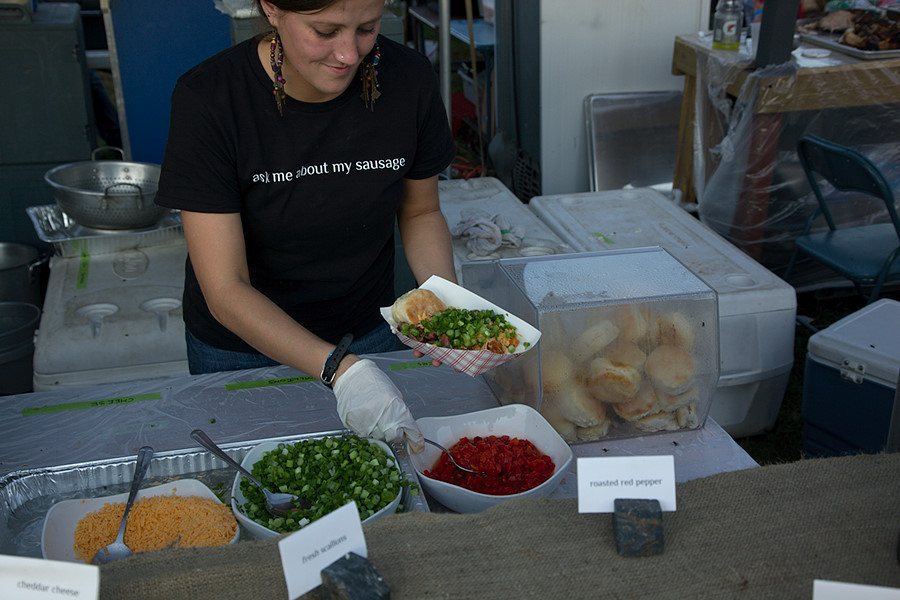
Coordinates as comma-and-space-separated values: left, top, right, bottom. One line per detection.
333, 359, 425, 454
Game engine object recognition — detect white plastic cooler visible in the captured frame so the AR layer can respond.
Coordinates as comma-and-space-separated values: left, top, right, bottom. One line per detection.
438, 178, 572, 285
33, 242, 190, 390
802, 298, 900, 457
528, 188, 797, 438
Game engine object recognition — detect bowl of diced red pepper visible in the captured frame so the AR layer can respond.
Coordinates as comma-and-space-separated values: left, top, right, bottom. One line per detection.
407, 404, 574, 513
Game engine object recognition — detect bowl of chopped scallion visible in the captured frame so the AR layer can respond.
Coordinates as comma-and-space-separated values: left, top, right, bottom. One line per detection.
231, 435, 408, 538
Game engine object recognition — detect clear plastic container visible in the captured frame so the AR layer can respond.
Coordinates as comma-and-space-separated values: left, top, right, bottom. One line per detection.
528, 188, 797, 438
463, 247, 719, 442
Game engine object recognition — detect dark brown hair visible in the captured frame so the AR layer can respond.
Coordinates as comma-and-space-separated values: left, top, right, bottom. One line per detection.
256, 0, 341, 13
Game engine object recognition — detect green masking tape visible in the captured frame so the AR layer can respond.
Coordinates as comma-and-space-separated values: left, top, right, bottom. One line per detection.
23, 392, 162, 417
389, 360, 435, 371
76, 251, 90, 289
225, 375, 316, 391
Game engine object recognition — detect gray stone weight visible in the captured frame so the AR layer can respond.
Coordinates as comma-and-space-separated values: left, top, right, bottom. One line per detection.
613, 498, 664, 557
312, 552, 390, 600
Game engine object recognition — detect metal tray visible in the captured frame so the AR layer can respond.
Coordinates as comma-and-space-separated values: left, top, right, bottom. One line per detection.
0, 431, 429, 559
799, 32, 900, 60
797, 15, 900, 60
26, 204, 184, 258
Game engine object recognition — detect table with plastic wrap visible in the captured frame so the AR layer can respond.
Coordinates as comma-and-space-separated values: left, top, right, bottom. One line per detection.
670, 32, 900, 258
0, 349, 757, 509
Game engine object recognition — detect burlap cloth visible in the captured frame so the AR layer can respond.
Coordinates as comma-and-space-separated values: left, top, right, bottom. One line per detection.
99, 452, 900, 599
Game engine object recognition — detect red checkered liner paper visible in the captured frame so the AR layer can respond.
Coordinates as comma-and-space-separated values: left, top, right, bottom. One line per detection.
380, 275, 541, 377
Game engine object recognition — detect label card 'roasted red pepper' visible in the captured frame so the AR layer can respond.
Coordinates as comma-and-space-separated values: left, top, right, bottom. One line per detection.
576, 455, 676, 513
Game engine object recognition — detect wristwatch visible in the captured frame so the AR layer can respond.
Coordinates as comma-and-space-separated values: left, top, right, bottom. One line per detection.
320, 333, 354, 389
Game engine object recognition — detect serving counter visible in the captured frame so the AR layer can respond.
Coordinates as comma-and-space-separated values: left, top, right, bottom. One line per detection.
96, 452, 900, 600
2, 351, 897, 599
1, 349, 756, 557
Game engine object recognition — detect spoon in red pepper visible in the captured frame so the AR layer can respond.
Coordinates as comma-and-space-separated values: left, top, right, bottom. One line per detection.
423, 438, 484, 475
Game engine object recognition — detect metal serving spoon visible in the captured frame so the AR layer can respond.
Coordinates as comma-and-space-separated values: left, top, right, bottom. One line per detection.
190, 429, 311, 516
91, 446, 154, 565
423, 437, 484, 475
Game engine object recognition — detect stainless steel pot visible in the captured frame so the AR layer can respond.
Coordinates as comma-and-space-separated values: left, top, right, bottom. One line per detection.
0, 243, 46, 306
44, 148, 167, 230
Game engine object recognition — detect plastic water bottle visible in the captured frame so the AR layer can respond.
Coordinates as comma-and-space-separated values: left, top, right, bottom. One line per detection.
713, 0, 743, 51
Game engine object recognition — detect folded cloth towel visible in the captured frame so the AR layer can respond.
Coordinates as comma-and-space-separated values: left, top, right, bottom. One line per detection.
452, 209, 525, 256
493, 213, 525, 249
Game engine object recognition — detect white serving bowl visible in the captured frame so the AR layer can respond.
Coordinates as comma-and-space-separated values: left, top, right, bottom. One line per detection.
407, 403, 574, 513
42, 478, 239, 562
231, 437, 403, 539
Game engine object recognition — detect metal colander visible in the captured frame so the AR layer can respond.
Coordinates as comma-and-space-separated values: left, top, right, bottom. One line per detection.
43, 149, 167, 230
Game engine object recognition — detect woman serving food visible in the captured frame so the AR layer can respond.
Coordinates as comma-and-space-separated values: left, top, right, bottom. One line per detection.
155, 0, 458, 452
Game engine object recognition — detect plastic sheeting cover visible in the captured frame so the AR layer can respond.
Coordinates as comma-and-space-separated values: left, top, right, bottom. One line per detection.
692, 38, 900, 292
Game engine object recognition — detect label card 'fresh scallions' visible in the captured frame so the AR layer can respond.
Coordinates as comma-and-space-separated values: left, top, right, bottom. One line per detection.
278, 501, 367, 600
576, 455, 676, 513
0, 554, 99, 600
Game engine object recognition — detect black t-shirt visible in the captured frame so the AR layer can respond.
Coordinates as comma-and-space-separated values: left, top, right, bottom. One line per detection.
156, 35, 455, 352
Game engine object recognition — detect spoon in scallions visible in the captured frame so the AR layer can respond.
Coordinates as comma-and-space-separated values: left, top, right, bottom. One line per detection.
190, 429, 311, 516
423, 438, 485, 475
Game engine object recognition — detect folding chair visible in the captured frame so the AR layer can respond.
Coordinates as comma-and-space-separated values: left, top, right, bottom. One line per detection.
783, 135, 900, 304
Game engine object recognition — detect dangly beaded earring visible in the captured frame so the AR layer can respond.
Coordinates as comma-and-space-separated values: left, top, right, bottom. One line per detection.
270, 30, 286, 116
360, 43, 381, 111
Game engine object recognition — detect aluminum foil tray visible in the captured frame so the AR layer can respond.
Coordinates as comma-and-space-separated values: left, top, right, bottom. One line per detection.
26, 204, 184, 257
797, 14, 900, 61
799, 32, 900, 59
0, 431, 429, 558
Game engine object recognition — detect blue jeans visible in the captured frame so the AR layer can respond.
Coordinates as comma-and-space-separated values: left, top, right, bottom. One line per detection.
185, 322, 400, 375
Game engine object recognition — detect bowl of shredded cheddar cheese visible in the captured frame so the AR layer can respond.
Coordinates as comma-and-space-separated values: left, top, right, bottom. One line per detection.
42, 479, 239, 563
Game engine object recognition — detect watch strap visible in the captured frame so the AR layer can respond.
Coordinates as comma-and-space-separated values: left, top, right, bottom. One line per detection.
321, 333, 354, 389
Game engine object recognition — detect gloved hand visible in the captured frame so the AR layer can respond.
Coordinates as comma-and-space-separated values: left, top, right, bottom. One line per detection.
333, 359, 425, 453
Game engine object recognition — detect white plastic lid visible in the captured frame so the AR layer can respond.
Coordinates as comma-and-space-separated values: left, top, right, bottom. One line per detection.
807, 298, 900, 388
527, 189, 796, 316
504, 247, 716, 309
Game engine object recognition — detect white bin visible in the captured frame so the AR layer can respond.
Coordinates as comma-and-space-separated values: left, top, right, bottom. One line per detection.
438, 177, 572, 286
802, 298, 900, 457
33, 243, 190, 390
528, 188, 797, 438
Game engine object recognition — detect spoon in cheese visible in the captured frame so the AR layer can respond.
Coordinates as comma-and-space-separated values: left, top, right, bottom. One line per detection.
91, 446, 154, 565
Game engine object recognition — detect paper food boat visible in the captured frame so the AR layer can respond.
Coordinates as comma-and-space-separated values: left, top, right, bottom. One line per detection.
380, 275, 541, 377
